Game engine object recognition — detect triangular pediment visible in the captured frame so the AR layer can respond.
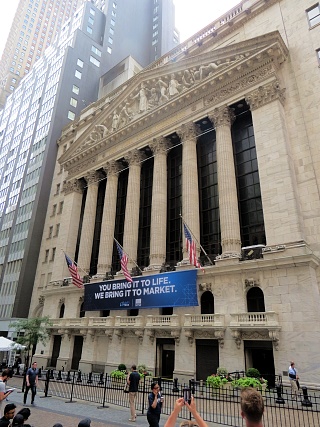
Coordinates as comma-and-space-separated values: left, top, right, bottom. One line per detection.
60, 31, 287, 168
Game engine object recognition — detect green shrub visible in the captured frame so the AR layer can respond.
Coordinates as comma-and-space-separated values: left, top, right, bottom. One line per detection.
110, 369, 127, 379
232, 377, 262, 389
246, 368, 261, 378
217, 367, 228, 377
118, 363, 127, 371
206, 375, 223, 389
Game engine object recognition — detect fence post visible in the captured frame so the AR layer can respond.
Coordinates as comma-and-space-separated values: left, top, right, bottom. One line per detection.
189, 378, 195, 395
275, 384, 285, 404
87, 372, 93, 384
97, 373, 109, 409
66, 371, 71, 381
141, 375, 146, 415
65, 371, 77, 403
38, 368, 42, 379
40, 369, 52, 398
16, 365, 20, 376
301, 386, 312, 407
57, 370, 62, 380
76, 370, 82, 382
98, 373, 104, 385
49, 369, 54, 379
172, 377, 179, 393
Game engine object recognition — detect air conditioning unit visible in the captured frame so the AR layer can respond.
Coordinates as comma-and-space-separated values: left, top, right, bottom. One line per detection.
241, 245, 265, 260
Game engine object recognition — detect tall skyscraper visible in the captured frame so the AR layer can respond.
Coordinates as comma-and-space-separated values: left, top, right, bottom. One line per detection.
0, 0, 179, 335
0, 0, 86, 109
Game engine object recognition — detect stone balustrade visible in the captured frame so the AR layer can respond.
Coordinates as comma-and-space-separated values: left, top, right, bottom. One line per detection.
184, 313, 225, 327
145, 314, 180, 327
114, 315, 144, 327
230, 311, 279, 328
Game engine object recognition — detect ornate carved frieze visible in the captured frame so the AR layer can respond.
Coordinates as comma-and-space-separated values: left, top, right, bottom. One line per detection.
146, 329, 155, 344
198, 283, 212, 292
38, 296, 45, 306
59, 297, 65, 304
231, 330, 242, 349
245, 80, 285, 110
63, 179, 84, 195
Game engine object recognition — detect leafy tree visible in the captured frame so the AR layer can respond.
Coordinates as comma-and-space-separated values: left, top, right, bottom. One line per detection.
10, 317, 52, 366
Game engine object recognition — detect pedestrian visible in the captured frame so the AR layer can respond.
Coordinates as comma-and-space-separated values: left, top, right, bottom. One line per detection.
0, 371, 14, 414
164, 396, 208, 427
240, 387, 264, 427
16, 408, 31, 427
127, 364, 140, 422
147, 382, 163, 427
78, 419, 91, 427
0, 404, 16, 427
12, 414, 24, 427
23, 362, 38, 405
288, 361, 299, 399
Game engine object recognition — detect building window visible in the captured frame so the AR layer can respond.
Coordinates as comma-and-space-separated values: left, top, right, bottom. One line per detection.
77, 58, 84, 68
89, 56, 100, 67
52, 204, 57, 216
108, 36, 113, 44
90, 8, 95, 15
70, 97, 77, 107
44, 249, 49, 262
10, 86, 15, 91
75, 70, 82, 79
109, 27, 114, 35
58, 201, 64, 214
111, 10, 116, 17
87, 26, 93, 34
51, 247, 56, 261
48, 226, 53, 238
111, 19, 115, 26
91, 45, 102, 57
72, 84, 79, 94
107, 46, 112, 54
55, 183, 60, 194
307, 4, 320, 27
113, 2, 117, 8
55, 223, 60, 237
88, 16, 94, 25
68, 111, 75, 120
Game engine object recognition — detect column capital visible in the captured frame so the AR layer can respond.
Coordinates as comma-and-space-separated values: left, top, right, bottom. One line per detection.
102, 160, 121, 176
84, 170, 102, 186
208, 106, 235, 128
125, 149, 145, 166
63, 179, 84, 195
176, 122, 198, 141
245, 80, 286, 110
149, 137, 171, 155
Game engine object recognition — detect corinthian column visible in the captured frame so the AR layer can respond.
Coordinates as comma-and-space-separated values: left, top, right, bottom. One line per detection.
51, 179, 84, 281
123, 150, 145, 270
148, 137, 170, 270
209, 106, 241, 258
177, 122, 200, 262
97, 161, 121, 275
77, 170, 101, 273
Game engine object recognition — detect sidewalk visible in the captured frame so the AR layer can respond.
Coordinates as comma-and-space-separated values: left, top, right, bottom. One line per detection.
6, 379, 224, 427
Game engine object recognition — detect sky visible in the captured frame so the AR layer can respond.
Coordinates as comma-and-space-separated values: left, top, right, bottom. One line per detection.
0, 0, 240, 58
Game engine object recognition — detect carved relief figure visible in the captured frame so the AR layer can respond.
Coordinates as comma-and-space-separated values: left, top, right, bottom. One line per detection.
157, 78, 169, 104
168, 73, 181, 97
112, 111, 119, 131
199, 62, 220, 80
132, 83, 150, 113
119, 103, 132, 127
148, 87, 159, 109
182, 69, 195, 89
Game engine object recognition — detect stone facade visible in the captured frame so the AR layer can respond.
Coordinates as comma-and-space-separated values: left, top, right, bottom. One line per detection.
29, 0, 320, 387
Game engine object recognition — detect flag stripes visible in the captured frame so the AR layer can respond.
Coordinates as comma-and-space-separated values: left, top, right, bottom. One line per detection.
64, 253, 84, 288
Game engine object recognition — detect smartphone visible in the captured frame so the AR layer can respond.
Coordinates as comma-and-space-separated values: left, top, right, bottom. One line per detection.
183, 388, 191, 404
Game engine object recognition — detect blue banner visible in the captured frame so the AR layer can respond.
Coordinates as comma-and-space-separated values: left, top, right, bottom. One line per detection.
84, 270, 198, 311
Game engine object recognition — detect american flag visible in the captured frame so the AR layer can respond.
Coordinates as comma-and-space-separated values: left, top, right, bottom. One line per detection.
64, 254, 84, 288
183, 223, 202, 269
116, 242, 133, 283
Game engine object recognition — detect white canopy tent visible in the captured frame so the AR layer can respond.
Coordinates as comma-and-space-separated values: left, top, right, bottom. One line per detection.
0, 336, 26, 367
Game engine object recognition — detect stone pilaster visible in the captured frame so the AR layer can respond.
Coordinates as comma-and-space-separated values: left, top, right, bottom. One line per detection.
51, 179, 84, 281
148, 137, 170, 270
209, 106, 241, 258
177, 122, 201, 261
77, 170, 101, 273
245, 81, 304, 245
97, 161, 121, 275
123, 150, 145, 270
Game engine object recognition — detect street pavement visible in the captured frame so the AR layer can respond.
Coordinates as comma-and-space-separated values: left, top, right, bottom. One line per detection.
5, 378, 223, 427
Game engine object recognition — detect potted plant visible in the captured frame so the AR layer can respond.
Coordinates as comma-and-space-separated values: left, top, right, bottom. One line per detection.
137, 364, 152, 377
110, 363, 127, 385
232, 377, 262, 390
217, 367, 228, 377
206, 374, 223, 395
246, 368, 260, 378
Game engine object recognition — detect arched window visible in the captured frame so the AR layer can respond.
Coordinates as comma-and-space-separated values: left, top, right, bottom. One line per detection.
79, 302, 85, 318
247, 287, 265, 312
59, 303, 65, 318
201, 291, 214, 314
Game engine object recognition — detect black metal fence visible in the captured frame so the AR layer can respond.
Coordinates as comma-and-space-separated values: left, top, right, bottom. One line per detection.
17, 370, 320, 427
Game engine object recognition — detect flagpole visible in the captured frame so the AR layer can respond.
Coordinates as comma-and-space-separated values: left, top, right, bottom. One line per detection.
179, 215, 214, 266
61, 249, 89, 276
113, 238, 143, 274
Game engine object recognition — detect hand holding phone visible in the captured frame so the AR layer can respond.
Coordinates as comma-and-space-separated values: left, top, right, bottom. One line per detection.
183, 388, 191, 405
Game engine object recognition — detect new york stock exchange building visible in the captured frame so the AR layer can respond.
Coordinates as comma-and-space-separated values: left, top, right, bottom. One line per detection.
30, 0, 320, 387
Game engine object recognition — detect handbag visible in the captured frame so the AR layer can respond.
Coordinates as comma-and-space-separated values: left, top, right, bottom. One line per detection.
124, 382, 129, 393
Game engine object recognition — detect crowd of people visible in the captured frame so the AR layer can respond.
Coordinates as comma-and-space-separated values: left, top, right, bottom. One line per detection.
2, 359, 304, 427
